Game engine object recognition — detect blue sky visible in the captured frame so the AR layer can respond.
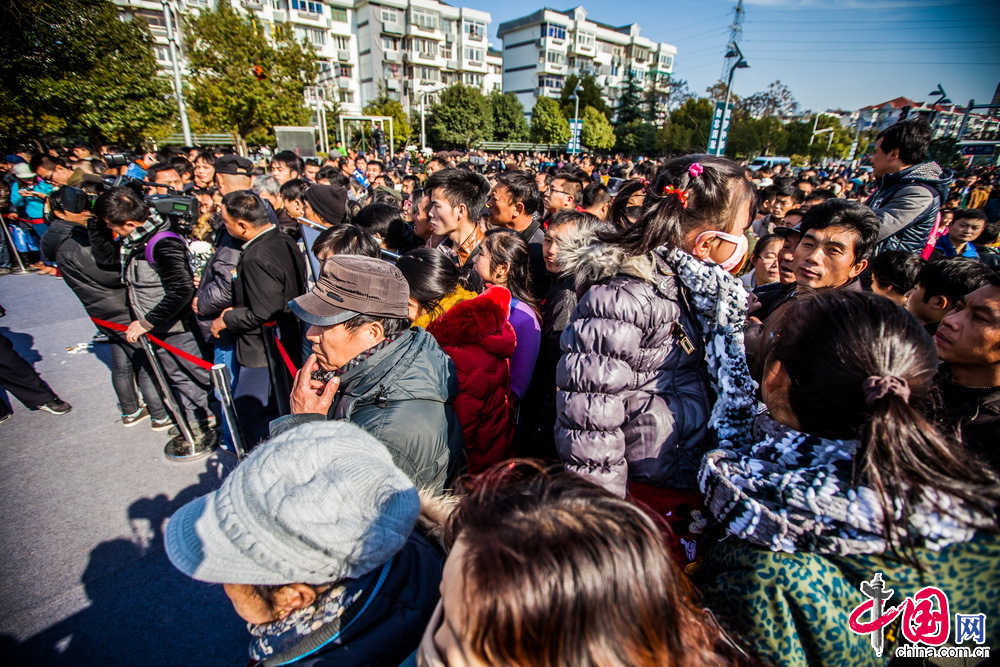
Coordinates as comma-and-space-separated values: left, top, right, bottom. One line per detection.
463, 0, 1000, 114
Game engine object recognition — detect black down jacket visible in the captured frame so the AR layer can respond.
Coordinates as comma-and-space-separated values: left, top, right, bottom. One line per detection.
555, 233, 713, 498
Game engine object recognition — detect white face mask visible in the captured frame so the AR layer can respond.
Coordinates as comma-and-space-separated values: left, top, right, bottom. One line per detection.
693, 229, 749, 274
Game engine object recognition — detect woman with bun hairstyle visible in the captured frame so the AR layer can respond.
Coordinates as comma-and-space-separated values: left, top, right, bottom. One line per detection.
396, 248, 517, 474
556, 154, 755, 566
697, 290, 1000, 665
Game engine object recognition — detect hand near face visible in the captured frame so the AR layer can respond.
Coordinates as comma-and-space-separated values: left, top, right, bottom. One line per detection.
290, 354, 340, 415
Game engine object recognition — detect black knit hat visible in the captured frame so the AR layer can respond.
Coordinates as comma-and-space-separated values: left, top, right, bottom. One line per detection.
305, 185, 348, 225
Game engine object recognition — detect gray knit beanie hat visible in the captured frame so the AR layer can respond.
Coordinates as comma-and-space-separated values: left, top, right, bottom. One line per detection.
164, 420, 419, 585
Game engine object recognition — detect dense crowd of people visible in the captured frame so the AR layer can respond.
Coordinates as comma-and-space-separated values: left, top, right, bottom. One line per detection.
2, 111, 999, 665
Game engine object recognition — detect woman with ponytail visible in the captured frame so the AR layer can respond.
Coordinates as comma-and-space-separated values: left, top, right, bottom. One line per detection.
396, 248, 517, 474
697, 289, 1000, 665
556, 154, 755, 566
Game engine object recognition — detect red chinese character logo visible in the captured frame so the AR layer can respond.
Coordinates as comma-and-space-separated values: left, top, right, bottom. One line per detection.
899, 587, 950, 646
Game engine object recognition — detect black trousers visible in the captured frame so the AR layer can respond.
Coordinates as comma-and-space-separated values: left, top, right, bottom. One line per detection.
0, 332, 57, 417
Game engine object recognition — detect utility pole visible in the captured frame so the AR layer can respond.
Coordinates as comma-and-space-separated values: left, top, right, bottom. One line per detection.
718, 0, 745, 88
162, 0, 192, 146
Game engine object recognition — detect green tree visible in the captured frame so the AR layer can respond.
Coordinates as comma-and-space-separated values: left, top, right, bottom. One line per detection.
615, 71, 644, 126
428, 84, 492, 149
559, 74, 611, 121
531, 96, 570, 144
581, 105, 615, 151
184, 0, 317, 149
489, 91, 530, 142
665, 77, 694, 111
0, 0, 173, 145
661, 97, 714, 152
739, 81, 798, 118
614, 120, 657, 155
363, 95, 413, 147
642, 87, 667, 125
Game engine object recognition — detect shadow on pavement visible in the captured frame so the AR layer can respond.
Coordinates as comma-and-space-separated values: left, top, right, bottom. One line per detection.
0, 456, 247, 666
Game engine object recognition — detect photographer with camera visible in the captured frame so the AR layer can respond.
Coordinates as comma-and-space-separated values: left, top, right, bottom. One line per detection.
40, 185, 170, 429
90, 186, 216, 453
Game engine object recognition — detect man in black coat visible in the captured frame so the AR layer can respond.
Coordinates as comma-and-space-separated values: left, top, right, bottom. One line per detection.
210, 190, 306, 447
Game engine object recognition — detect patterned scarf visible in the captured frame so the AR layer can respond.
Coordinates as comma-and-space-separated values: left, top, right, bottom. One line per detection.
660, 247, 758, 449
699, 416, 991, 555
248, 579, 367, 662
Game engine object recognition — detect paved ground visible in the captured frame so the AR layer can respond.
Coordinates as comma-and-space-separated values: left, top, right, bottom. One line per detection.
0, 272, 247, 665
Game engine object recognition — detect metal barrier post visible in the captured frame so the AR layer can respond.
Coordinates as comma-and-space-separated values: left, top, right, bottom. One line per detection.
139, 336, 214, 461
210, 363, 246, 461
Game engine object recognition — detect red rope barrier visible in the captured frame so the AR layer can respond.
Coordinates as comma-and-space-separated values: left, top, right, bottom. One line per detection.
263, 322, 298, 378
90, 317, 215, 371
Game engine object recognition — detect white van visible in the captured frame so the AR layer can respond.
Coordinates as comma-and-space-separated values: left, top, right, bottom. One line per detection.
748, 156, 791, 171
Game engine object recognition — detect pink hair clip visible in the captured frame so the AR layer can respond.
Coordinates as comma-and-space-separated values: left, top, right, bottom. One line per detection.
688, 162, 704, 178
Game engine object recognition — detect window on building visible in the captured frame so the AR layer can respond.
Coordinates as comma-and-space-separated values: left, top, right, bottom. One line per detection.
339, 90, 354, 104
416, 39, 438, 57
538, 74, 564, 89
294, 26, 326, 46
270, 0, 283, 9
442, 71, 457, 84
291, 0, 322, 14
330, 7, 348, 23
464, 20, 486, 40
443, 19, 458, 34
382, 36, 400, 51
659, 54, 673, 69
599, 40, 614, 54
317, 60, 332, 73
134, 8, 166, 28
576, 32, 594, 49
546, 51, 566, 65
412, 9, 438, 31
334, 35, 350, 50
465, 47, 484, 62
441, 43, 453, 59
381, 7, 400, 23
419, 66, 441, 81
464, 72, 484, 87
338, 63, 353, 77
154, 44, 171, 63
540, 23, 567, 40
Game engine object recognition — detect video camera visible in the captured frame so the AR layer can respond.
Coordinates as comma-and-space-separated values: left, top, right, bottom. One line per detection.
98, 172, 201, 234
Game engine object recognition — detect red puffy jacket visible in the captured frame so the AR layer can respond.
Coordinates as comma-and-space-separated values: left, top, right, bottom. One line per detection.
426, 286, 517, 474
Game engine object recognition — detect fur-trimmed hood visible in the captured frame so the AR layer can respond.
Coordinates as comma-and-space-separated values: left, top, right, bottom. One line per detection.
556, 224, 658, 294
427, 285, 515, 357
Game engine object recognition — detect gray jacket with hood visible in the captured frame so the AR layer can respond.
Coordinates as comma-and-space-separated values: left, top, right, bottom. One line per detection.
555, 232, 713, 498
866, 161, 951, 255
271, 328, 464, 492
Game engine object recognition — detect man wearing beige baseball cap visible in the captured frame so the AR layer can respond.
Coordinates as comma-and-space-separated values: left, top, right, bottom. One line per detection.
274, 254, 465, 491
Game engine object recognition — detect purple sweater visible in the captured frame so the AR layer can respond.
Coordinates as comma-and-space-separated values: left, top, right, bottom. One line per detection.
509, 298, 541, 401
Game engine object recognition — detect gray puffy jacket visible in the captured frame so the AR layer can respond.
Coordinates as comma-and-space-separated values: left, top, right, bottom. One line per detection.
556, 238, 713, 497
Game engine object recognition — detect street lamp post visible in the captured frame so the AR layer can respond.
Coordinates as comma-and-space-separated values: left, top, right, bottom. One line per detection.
162, 0, 192, 146
571, 84, 582, 155
718, 43, 749, 156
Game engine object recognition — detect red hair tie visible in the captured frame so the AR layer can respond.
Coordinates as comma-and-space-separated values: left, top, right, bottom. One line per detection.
639, 178, 650, 193
663, 185, 689, 208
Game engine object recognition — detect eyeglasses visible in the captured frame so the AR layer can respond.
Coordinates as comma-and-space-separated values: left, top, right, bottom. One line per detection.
548, 189, 574, 197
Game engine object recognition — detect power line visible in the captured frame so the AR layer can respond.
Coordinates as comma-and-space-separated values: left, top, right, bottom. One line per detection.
751, 58, 1000, 65
747, 17, 1000, 25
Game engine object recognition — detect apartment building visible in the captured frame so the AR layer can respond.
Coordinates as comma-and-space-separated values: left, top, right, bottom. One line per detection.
117, 0, 496, 121
352, 0, 494, 111
497, 6, 677, 119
